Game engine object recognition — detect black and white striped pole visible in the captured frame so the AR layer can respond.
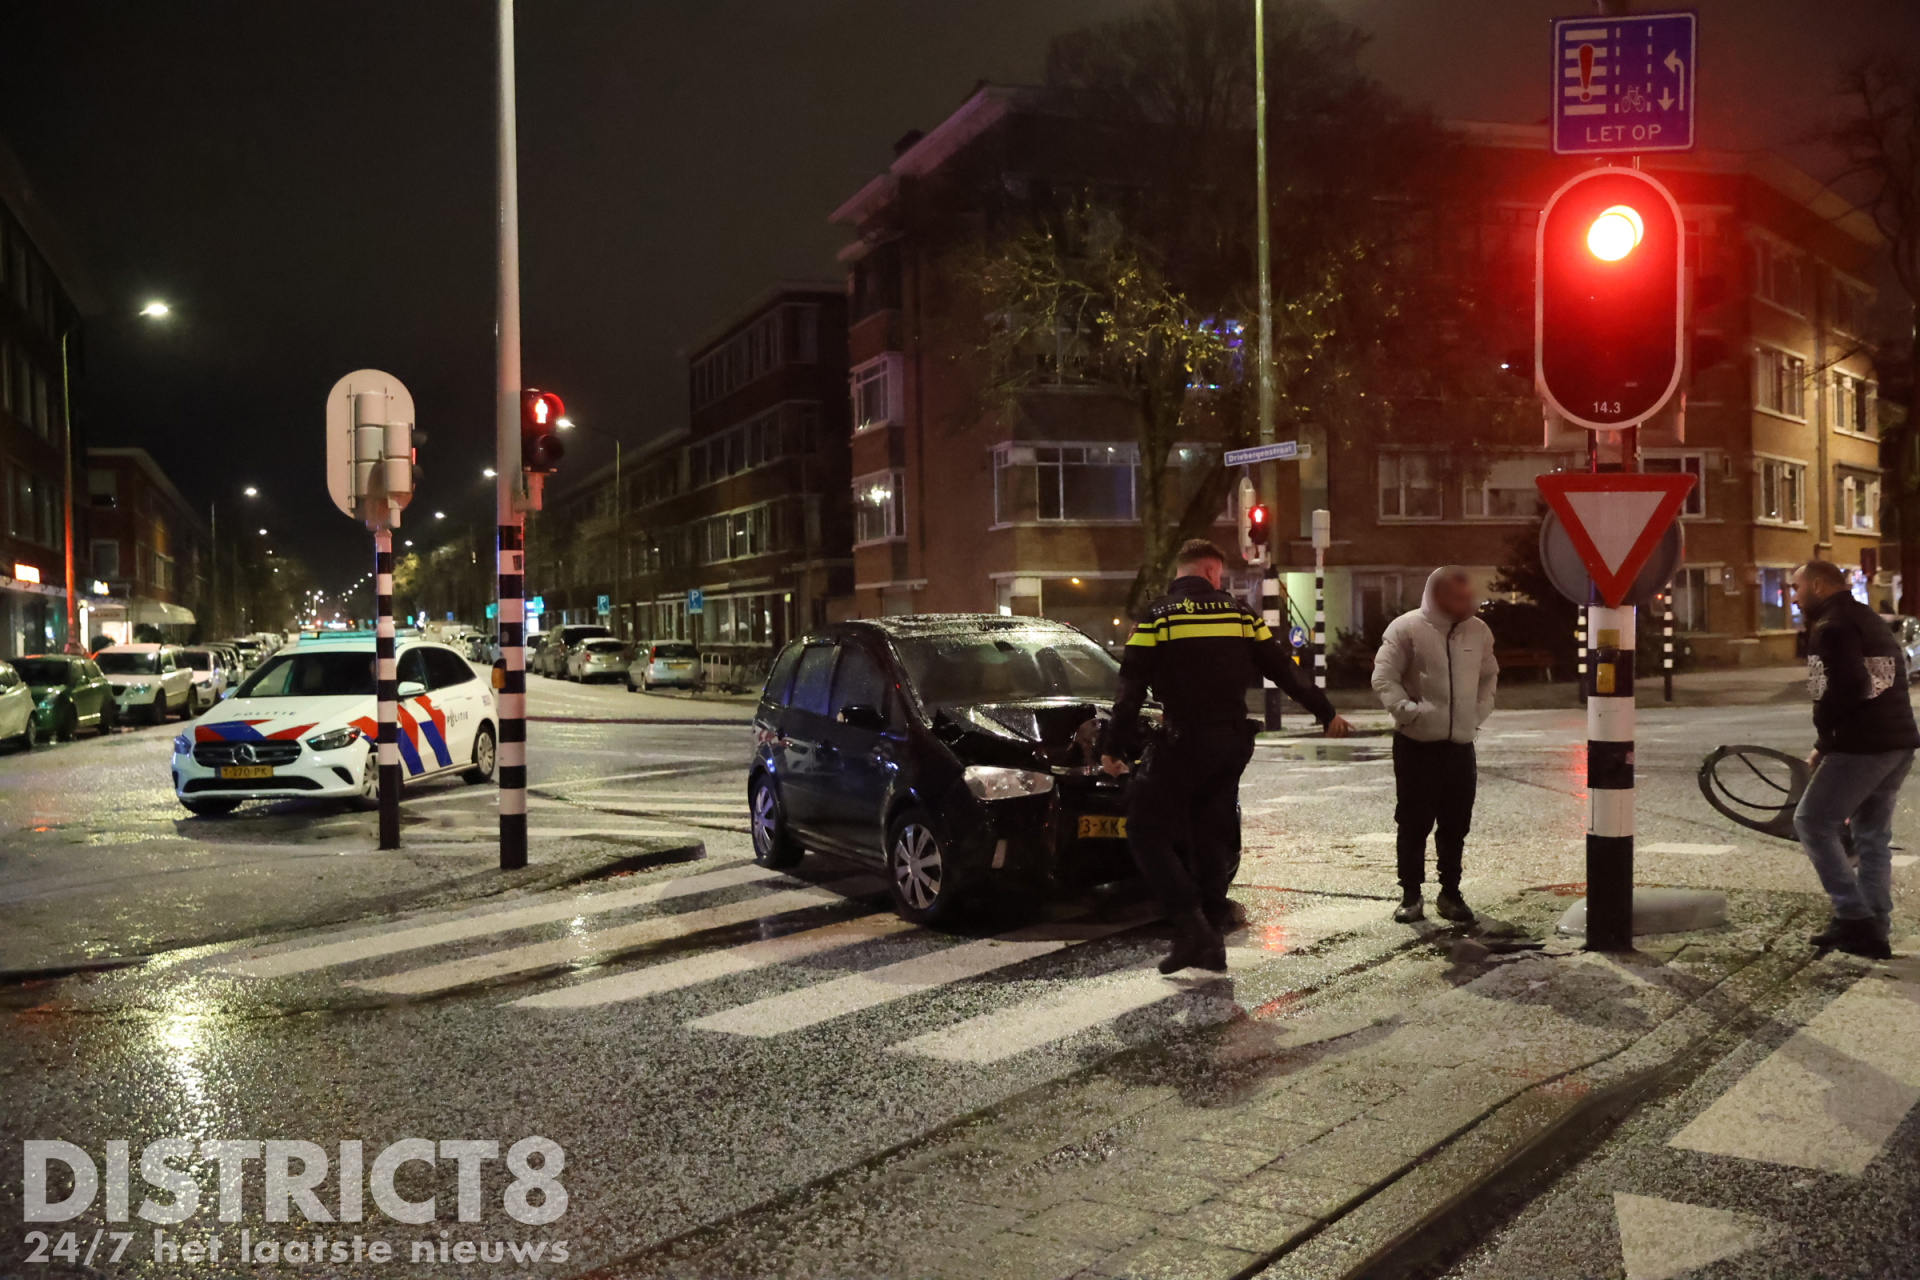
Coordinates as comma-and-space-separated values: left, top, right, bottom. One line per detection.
373, 529, 401, 850
1662, 590, 1675, 702
1585, 603, 1635, 950
1575, 611, 1587, 699
496, 0, 529, 871
1310, 508, 1329, 689
1261, 565, 1284, 726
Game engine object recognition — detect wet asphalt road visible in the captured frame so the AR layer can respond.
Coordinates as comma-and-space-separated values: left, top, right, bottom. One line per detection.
2, 681, 1916, 1278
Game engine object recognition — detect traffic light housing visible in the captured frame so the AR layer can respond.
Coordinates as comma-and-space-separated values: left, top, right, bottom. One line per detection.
521, 389, 566, 473
1536, 168, 1684, 430
1247, 502, 1271, 550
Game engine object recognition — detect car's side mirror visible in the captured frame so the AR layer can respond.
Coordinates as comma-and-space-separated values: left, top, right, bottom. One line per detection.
838, 704, 886, 733
220, 688, 236, 701
398, 681, 428, 699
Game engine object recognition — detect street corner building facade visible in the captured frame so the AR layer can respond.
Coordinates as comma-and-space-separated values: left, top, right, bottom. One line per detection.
819, 89, 1898, 662
0, 129, 88, 659
532, 283, 853, 687
83, 446, 210, 646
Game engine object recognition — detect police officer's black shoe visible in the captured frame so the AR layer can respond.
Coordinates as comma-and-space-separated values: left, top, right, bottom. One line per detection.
1809, 915, 1847, 948
1819, 915, 1892, 961
1434, 887, 1476, 924
1205, 899, 1249, 935
1160, 909, 1228, 974
1392, 891, 1424, 924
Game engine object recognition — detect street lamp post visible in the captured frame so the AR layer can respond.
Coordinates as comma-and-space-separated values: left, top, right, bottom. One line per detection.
555, 417, 624, 639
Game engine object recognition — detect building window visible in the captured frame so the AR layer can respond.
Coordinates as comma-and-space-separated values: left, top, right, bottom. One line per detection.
992, 443, 1138, 523
1756, 457, 1806, 526
1832, 278, 1870, 336
854, 470, 905, 544
1833, 372, 1875, 438
1643, 454, 1706, 516
1758, 567, 1797, 631
1379, 452, 1442, 521
1669, 567, 1712, 632
689, 304, 814, 411
1754, 347, 1806, 419
1753, 238, 1806, 313
91, 539, 120, 579
1462, 455, 1568, 520
851, 355, 903, 433
1838, 474, 1880, 532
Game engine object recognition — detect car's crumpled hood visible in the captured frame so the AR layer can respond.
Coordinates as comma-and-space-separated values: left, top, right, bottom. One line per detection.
935, 698, 1113, 770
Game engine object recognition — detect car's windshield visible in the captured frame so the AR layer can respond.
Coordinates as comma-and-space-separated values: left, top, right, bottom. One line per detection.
96, 651, 160, 676
14, 659, 71, 685
653, 644, 697, 659
179, 651, 215, 670
894, 630, 1119, 708
236, 651, 375, 698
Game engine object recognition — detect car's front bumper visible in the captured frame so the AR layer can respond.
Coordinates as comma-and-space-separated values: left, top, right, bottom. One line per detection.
939, 774, 1135, 893
643, 666, 699, 686
172, 742, 368, 802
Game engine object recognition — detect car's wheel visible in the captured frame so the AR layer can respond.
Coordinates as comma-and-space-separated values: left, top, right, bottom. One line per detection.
57, 704, 78, 742
886, 808, 961, 924
99, 700, 119, 735
625, 675, 637, 692
642, 678, 654, 693
749, 772, 804, 869
462, 723, 497, 785
15, 715, 39, 751
182, 797, 241, 817
353, 747, 381, 810
145, 699, 165, 726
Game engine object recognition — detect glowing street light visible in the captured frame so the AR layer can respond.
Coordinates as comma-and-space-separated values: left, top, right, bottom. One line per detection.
243, 486, 259, 497
138, 300, 170, 318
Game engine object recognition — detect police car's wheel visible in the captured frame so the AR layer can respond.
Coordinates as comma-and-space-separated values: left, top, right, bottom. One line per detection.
887, 810, 959, 925
749, 773, 803, 868
182, 798, 241, 817
462, 724, 497, 785
353, 749, 381, 810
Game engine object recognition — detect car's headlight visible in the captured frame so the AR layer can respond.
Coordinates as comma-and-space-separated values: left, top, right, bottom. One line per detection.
963, 765, 1055, 801
305, 726, 361, 752
125, 683, 152, 696
172, 732, 193, 755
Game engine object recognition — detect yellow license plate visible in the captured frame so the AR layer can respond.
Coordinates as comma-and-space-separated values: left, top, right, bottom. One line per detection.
1077, 814, 1126, 840
220, 765, 275, 780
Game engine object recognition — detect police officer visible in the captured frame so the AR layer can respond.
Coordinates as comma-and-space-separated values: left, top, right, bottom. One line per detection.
1099, 538, 1351, 973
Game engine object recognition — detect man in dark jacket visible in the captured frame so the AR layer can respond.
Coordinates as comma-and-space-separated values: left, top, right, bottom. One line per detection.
1099, 539, 1351, 973
1791, 559, 1919, 959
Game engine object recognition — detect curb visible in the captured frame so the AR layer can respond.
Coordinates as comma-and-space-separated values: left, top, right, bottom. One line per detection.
0, 837, 705, 986
525, 716, 750, 726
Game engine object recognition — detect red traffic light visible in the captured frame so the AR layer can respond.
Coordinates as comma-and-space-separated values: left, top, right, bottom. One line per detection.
1247, 503, 1270, 547
521, 389, 566, 473
1536, 169, 1684, 430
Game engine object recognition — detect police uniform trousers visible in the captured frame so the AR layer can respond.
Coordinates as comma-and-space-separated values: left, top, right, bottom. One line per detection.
1126, 720, 1255, 917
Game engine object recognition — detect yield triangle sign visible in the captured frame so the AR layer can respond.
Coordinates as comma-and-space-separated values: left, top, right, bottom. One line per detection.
1536, 472, 1695, 607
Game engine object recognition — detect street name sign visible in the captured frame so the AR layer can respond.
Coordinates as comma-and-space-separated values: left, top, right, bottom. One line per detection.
1552, 11, 1696, 155
1536, 473, 1695, 607
1224, 441, 1308, 467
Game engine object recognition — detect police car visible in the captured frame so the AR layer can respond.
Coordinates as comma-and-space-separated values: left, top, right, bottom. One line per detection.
171, 633, 496, 816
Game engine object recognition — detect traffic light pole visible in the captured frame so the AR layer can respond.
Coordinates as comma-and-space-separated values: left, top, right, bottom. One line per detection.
1585, 602, 1635, 950
373, 528, 400, 851
494, 0, 528, 871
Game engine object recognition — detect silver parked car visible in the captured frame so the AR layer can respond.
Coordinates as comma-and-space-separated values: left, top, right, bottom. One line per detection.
627, 642, 701, 692
567, 637, 630, 683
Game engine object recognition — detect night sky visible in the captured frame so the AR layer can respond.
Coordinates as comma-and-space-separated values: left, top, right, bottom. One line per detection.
0, 0, 1913, 596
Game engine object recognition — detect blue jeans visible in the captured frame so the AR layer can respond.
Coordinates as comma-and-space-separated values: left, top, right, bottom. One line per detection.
1793, 748, 1912, 928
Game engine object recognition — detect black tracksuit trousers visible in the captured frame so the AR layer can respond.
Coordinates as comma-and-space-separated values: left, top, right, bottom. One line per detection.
1127, 721, 1255, 917
1392, 733, 1476, 892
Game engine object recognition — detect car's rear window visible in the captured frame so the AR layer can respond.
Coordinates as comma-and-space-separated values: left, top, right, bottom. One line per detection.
96, 651, 161, 676
236, 652, 375, 698
653, 644, 697, 660
894, 631, 1119, 708
13, 658, 70, 684
179, 651, 215, 670
583, 639, 624, 653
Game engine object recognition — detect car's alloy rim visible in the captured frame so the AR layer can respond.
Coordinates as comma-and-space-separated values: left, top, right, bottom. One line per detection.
751, 784, 777, 856
892, 824, 942, 910
476, 732, 496, 777
361, 751, 378, 798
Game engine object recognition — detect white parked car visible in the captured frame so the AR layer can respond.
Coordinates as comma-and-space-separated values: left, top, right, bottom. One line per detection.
627, 641, 701, 692
171, 635, 496, 816
95, 644, 196, 724
0, 660, 39, 750
567, 637, 630, 683
176, 646, 229, 713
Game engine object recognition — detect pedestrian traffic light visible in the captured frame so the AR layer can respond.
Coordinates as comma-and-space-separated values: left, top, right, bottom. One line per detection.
1247, 503, 1271, 550
1536, 167, 1684, 431
521, 390, 566, 472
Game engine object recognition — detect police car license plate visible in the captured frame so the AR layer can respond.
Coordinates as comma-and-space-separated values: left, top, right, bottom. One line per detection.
220, 765, 274, 780
1077, 814, 1126, 840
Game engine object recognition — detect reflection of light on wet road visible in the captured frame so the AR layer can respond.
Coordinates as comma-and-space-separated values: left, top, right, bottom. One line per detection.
151, 1007, 217, 1136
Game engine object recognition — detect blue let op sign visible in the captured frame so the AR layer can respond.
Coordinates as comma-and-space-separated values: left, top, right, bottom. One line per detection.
1551, 11, 1696, 155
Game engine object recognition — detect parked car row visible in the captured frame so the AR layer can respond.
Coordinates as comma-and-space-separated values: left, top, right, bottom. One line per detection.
523, 625, 705, 692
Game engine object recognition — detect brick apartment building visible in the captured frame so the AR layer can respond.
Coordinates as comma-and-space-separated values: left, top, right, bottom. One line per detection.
85, 447, 210, 645
829, 87, 1898, 666
531, 283, 853, 678
0, 132, 91, 659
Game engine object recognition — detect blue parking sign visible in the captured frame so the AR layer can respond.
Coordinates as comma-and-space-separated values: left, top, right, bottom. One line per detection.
687, 588, 704, 615
596, 594, 610, 615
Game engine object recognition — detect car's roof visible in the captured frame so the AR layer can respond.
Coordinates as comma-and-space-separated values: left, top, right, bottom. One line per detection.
20, 653, 77, 662
287, 635, 446, 652
827, 614, 1086, 639
99, 643, 167, 653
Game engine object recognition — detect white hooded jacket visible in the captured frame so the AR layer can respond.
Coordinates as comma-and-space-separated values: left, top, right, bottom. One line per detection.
1371, 568, 1499, 744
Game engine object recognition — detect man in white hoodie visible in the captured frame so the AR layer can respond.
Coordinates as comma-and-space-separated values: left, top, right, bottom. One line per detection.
1371, 567, 1499, 924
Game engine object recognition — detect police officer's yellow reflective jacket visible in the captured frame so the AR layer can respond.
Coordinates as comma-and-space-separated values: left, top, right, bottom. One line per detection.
1099, 575, 1335, 756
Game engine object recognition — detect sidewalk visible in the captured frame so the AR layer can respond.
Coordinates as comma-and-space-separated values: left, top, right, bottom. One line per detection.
1311, 662, 1805, 716
590, 889, 1844, 1280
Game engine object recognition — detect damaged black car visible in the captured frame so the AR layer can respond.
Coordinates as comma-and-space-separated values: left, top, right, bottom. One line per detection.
748, 616, 1149, 923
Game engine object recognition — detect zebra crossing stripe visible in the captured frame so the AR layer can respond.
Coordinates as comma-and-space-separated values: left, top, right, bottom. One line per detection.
515, 913, 920, 1010
217, 863, 781, 978
348, 878, 881, 995
887, 947, 1270, 1065
689, 917, 1141, 1038
1667, 977, 1920, 1175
